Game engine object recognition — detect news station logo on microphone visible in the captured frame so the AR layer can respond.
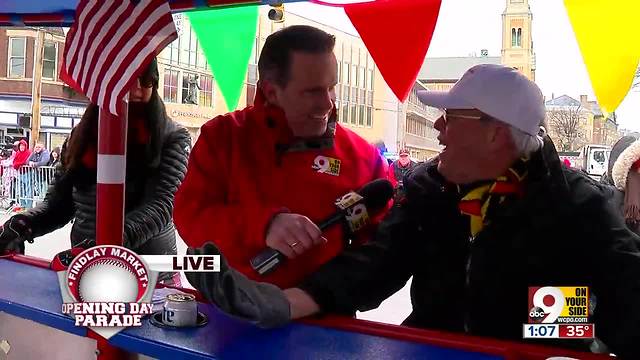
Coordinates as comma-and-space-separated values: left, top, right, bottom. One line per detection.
55, 245, 220, 339
523, 286, 595, 340
335, 191, 370, 232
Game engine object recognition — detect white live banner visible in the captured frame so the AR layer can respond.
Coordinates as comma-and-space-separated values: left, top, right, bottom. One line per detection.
140, 255, 221, 272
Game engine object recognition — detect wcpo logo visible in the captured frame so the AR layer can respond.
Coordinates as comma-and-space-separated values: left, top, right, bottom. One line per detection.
528, 286, 590, 324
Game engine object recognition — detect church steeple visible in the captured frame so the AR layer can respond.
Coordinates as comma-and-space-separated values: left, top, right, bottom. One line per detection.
501, 0, 536, 80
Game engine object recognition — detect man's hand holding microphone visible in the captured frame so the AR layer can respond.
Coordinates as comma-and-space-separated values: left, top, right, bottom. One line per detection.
265, 213, 327, 259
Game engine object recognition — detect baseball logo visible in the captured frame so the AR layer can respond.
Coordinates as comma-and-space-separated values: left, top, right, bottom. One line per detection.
65, 245, 150, 304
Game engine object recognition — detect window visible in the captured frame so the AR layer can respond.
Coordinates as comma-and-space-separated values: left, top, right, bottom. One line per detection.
198, 74, 214, 107
342, 101, 349, 122
163, 37, 180, 65
512, 28, 522, 47
163, 69, 179, 103
197, 46, 208, 70
343, 62, 350, 84
359, 67, 366, 89
57, 117, 73, 128
43, 41, 57, 80
350, 103, 357, 124
246, 83, 256, 106
335, 100, 341, 122
41, 116, 55, 127
175, 27, 204, 68
182, 72, 199, 104
358, 104, 365, 126
366, 106, 372, 127
8, 37, 26, 78
189, 29, 198, 67
368, 69, 374, 91
50, 133, 69, 151
250, 38, 259, 65
352, 64, 358, 87
407, 117, 427, 137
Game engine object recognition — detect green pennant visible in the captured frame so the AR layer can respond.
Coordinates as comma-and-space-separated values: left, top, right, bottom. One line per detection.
188, 6, 258, 111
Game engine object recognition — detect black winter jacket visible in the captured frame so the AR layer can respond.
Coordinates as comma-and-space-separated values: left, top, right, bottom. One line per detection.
301, 139, 640, 359
23, 118, 191, 262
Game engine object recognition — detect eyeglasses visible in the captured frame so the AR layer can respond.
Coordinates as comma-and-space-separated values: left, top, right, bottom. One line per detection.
441, 109, 491, 124
138, 77, 154, 88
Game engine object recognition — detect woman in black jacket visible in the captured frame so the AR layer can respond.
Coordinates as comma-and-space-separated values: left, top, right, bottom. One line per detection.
0, 59, 191, 284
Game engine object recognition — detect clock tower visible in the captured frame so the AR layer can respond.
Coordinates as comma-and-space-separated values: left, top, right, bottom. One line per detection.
501, 0, 536, 80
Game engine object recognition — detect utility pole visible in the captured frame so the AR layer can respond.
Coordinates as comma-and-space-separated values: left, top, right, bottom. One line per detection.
30, 28, 44, 148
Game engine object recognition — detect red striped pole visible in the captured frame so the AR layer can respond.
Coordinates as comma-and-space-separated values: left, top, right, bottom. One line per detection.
96, 101, 127, 247
93, 98, 129, 359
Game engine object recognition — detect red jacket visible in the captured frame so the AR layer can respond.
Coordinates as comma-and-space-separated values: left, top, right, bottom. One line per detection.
174, 97, 388, 288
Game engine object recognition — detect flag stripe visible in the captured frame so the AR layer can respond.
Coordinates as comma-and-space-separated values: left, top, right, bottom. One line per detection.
62, 0, 91, 69
86, 0, 162, 102
94, 1, 167, 105
65, 1, 100, 80
61, 0, 177, 116
75, 0, 125, 89
78, 1, 131, 91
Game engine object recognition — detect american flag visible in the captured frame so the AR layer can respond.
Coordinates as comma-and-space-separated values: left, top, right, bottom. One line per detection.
60, 0, 177, 115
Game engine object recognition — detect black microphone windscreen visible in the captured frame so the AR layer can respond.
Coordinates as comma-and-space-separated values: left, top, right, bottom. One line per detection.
357, 179, 394, 211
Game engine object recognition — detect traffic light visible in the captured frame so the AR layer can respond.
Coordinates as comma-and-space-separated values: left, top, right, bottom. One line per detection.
268, 3, 284, 23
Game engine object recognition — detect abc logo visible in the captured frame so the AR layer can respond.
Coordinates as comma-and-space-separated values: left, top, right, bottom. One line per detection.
529, 306, 546, 323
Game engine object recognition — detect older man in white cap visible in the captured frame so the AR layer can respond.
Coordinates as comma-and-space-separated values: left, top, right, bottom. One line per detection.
185, 65, 640, 359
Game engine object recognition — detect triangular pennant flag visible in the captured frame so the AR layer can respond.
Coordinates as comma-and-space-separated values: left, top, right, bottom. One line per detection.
188, 6, 258, 111
564, 0, 640, 115
344, 0, 442, 102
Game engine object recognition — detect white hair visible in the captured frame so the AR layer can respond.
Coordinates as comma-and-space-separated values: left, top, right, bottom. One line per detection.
509, 125, 545, 157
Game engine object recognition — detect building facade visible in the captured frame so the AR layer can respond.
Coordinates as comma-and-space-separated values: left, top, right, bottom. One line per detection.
544, 94, 619, 151
0, 27, 89, 151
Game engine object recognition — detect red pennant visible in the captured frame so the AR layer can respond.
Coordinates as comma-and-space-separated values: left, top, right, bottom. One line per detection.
344, 0, 442, 102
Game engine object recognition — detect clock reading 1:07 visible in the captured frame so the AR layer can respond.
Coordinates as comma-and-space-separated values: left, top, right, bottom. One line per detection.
523, 324, 595, 339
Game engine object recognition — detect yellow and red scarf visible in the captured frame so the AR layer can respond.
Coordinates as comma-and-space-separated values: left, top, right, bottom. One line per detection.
458, 159, 528, 237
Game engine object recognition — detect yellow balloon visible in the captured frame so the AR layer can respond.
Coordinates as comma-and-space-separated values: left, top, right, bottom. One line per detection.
564, 0, 640, 115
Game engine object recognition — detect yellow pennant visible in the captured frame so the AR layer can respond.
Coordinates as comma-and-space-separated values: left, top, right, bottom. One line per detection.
564, 0, 640, 115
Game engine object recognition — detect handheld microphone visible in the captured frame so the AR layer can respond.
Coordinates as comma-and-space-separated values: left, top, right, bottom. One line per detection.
250, 179, 393, 276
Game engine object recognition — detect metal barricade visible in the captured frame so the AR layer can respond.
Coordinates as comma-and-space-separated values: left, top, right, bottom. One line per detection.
1, 165, 56, 212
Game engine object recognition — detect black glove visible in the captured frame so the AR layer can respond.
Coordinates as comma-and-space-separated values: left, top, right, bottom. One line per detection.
50, 247, 85, 271
0, 214, 33, 254
185, 242, 291, 328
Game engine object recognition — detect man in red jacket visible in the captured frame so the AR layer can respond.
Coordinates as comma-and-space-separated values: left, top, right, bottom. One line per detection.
174, 25, 387, 288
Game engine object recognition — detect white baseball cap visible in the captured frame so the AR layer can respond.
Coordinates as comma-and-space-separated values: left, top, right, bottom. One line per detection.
417, 64, 545, 136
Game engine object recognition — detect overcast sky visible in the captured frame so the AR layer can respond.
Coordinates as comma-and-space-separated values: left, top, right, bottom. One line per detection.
287, 0, 640, 131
